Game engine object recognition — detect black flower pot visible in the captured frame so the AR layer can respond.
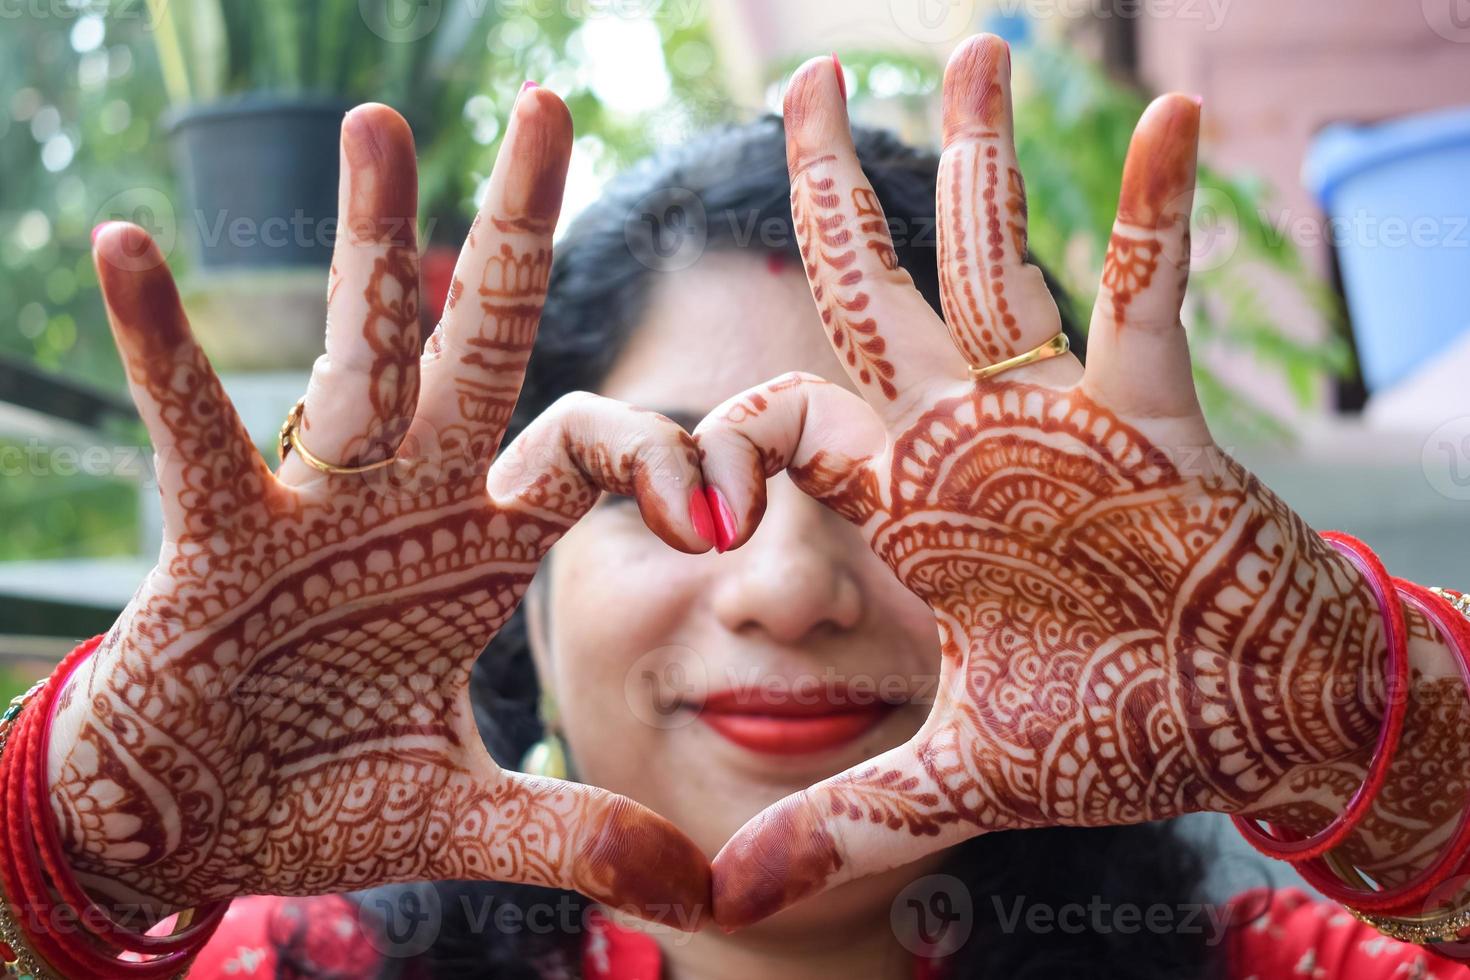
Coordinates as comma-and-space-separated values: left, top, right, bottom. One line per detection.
166, 95, 352, 270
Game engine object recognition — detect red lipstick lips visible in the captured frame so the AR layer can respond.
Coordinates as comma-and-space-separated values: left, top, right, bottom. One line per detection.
695, 685, 894, 756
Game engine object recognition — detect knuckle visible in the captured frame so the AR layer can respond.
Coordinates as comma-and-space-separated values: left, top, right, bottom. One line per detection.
772, 370, 821, 388
549, 390, 602, 417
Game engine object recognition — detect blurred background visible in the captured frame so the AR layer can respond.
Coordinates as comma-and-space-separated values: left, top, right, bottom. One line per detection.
2, 3, 1468, 709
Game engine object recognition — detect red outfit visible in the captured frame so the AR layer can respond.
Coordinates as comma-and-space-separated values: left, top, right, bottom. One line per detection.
182, 887, 1468, 979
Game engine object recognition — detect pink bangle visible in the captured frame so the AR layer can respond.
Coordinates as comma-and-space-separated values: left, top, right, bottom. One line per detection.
1231, 531, 1410, 861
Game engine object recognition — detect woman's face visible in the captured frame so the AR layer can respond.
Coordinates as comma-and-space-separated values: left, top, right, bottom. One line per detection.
530, 249, 948, 933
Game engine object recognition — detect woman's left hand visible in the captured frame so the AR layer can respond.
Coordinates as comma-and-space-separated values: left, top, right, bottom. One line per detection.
695, 35, 1389, 928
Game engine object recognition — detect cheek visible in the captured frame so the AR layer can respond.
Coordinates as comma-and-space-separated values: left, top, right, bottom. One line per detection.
544, 507, 703, 783
858, 551, 944, 660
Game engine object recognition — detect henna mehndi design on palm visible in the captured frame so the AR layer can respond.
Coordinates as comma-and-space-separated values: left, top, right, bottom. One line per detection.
48, 93, 711, 926
699, 36, 1460, 928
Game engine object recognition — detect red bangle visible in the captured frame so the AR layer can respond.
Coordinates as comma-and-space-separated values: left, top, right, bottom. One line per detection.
29, 639, 231, 958
1231, 531, 1410, 861
1, 638, 142, 978
1292, 579, 1470, 913
0, 636, 228, 977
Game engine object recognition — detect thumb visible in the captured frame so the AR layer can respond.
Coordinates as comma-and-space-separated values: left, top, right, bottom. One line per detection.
711, 723, 984, 930
435, 767, 710, 930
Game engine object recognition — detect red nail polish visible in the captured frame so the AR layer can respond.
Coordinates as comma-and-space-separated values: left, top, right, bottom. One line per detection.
831, 53, 847, 101
520, 80, 539, 95
705, 486, 737, 553
689, 488, 716, 548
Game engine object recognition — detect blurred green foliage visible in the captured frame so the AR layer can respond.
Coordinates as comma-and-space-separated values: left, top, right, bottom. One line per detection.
1013, 44, 1350, 442
146, 0, 728, 230
0, 668, 36, 709
2, 1, 726, 382
0, 437, 138, 560
2, 0, 724, 568
2, 5, 168, 388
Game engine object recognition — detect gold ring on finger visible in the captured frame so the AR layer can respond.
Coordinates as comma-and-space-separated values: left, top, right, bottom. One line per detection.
968, 331, 1070, 382
277, 397, 398, 475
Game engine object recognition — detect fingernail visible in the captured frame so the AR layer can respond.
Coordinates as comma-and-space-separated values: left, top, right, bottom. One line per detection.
520, 80, 539, 95
705, 486, 737, 553
831, 53, 847, 101
91, 222, 110, 245
689, 488, 716, 548
1188, 92, 1203, 107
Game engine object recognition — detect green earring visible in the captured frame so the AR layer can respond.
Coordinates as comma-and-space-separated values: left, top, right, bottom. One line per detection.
520, 690, 569, 780
520, 731, 568, 780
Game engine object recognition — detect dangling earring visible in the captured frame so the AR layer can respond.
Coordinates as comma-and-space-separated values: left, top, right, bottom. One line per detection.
520, 690, 569, 780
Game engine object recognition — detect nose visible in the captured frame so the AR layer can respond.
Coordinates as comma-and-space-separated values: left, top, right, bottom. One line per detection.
710, 478, 863, 644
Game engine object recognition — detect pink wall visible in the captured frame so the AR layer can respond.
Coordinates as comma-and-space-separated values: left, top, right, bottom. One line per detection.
1138, 0, 1470, 274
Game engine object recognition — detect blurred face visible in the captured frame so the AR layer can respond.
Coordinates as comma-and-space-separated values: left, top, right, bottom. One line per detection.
529, 249, 950, 938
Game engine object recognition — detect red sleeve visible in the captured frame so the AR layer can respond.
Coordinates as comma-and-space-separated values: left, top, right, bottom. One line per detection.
1225, 887, 1470, 979
186, 894, 388, 978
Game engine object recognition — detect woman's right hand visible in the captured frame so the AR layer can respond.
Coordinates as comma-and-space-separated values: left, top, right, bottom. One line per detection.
46, 88, 712, 928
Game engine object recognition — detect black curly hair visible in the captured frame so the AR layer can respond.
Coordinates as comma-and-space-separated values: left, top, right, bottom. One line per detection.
358, 116, 1223, 980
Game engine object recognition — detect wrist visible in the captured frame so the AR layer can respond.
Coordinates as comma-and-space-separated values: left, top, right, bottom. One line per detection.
44, 641, 196, 920
1310, 540, 1392, 754
1239, 570, 1470, 899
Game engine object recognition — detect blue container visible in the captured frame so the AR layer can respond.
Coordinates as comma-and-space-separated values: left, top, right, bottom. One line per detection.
1304, 106, 1470, 392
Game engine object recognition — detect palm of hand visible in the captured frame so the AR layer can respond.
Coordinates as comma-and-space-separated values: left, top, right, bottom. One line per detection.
54, 93, 709, 923
821, 386, 1374, 835
704, 37, 1381, 928
59, 391, 560, 908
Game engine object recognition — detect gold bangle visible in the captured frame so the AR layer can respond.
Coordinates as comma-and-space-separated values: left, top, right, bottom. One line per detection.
1342, 903, 1470, 946
0, 904, 59, 980
277, 397, 398, 476
1321, 811, 1470, 946
968, 331, 1071, 382
1430, 586, 1470, 621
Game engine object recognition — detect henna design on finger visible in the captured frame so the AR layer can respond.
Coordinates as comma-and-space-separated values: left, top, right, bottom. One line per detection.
825, 763, 959, 836
1095, 94, 1199, 331
416, 230, 550, 495
1100, 229, 1166, 326
291, 107, 422, 473
354, 244, 421, 463
790, 155, 899, 400
453, 244, 549, 433
851, 188, 898, 271
936, 143, 1032, 365
936, 36, 1040, 367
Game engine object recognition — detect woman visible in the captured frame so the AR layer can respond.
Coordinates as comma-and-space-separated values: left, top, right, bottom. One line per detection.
21, 34, 1470, 979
